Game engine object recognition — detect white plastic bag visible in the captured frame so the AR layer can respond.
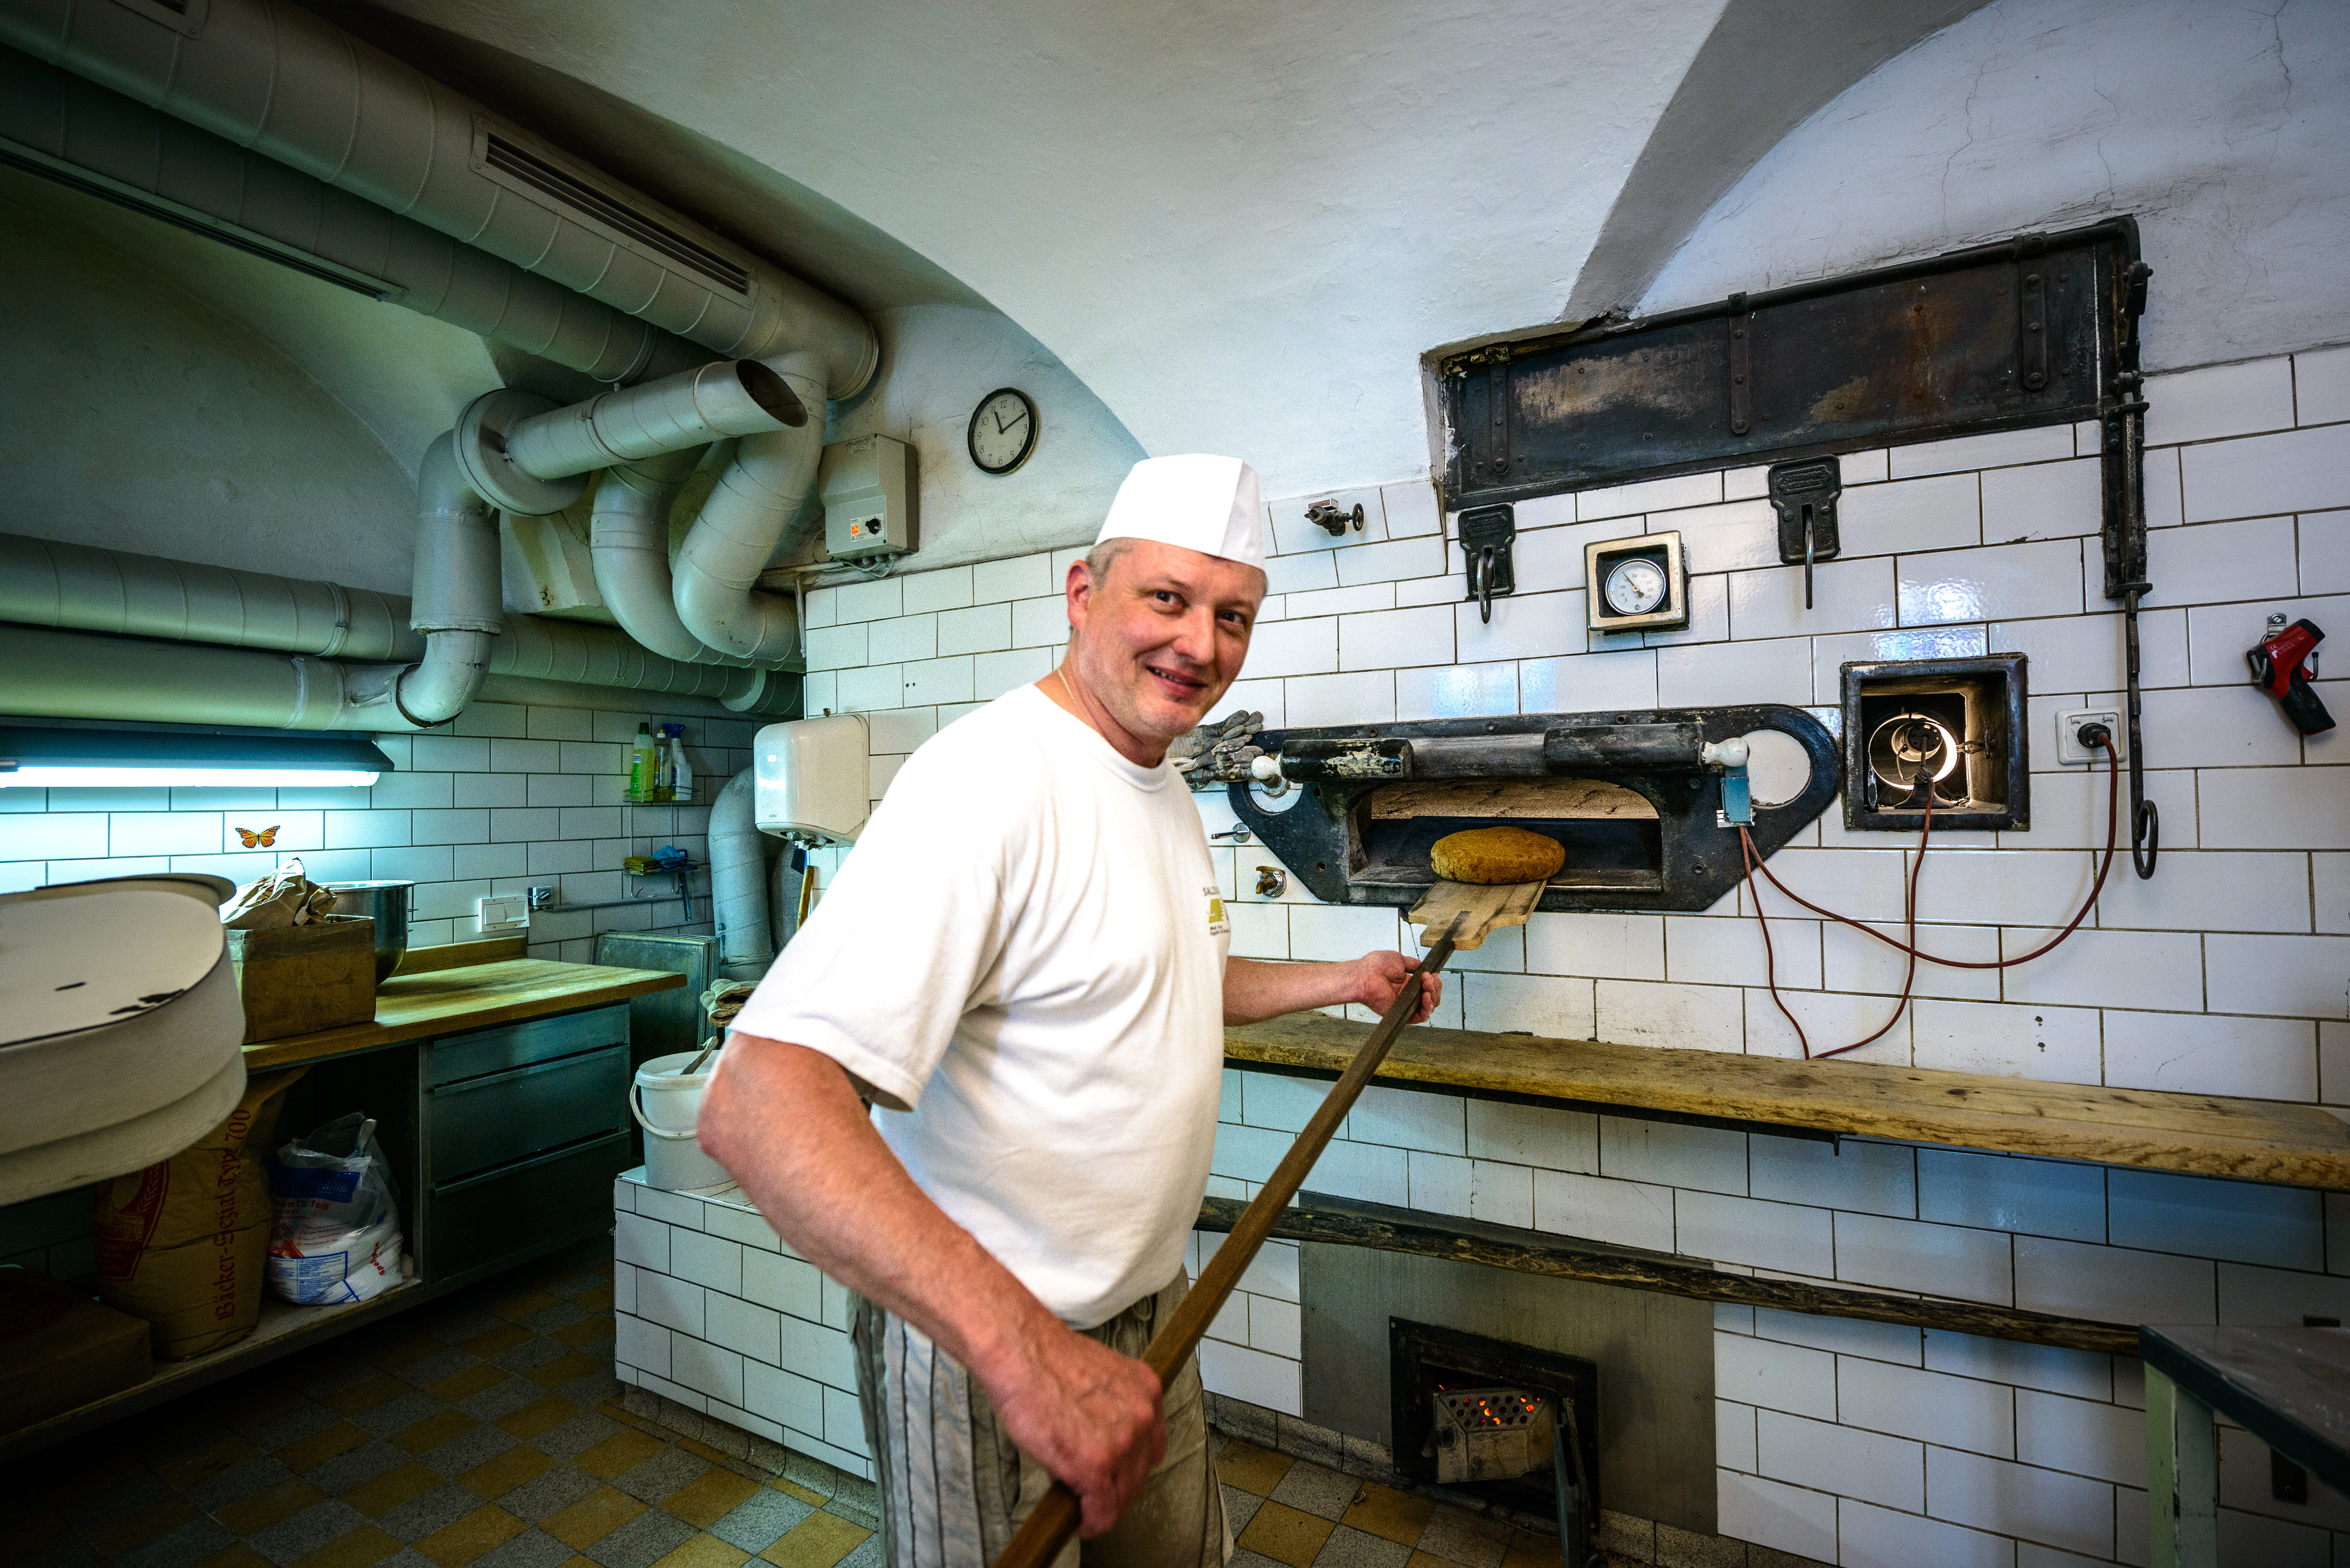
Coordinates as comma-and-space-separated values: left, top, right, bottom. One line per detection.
266, 1112, 406, 1304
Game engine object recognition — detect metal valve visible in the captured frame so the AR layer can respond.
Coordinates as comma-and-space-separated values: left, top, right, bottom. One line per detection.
1305, 500, 1365, 537
1255, 866, 1287, 898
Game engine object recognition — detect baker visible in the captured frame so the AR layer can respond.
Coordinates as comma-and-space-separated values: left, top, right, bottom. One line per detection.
701, 454, 1443, 1567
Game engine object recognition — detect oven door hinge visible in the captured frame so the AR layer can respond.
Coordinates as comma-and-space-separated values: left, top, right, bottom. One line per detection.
2017, 231, 2050, 392
1727, 291, 1752, 436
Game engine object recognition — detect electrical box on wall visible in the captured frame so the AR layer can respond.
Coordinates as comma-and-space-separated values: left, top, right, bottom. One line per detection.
822, 435, 916, 563
1840, 655, 2029, 832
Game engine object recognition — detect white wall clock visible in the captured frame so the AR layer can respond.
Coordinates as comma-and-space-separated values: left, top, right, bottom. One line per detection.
967, 386, 1038, 476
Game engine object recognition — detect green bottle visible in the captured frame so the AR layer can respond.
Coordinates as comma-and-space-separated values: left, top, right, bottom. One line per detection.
628, 723, 658, 802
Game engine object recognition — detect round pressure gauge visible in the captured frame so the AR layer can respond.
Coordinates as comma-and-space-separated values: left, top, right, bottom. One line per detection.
1602, 557, 1669, 617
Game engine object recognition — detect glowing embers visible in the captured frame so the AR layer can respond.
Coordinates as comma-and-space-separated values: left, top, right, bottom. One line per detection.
1429, 1383, 1553, 1484
1391, 1319, 1599, 1559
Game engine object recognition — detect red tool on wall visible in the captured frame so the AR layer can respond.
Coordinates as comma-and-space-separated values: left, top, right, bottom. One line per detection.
2248, 616, 2335, 736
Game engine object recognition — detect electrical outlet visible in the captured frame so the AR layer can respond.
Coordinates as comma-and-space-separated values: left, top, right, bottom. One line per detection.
477, 893, 529, 933
2055, 708, 2125, 766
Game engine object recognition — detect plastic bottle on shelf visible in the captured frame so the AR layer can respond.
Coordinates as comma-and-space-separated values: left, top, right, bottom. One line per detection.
670, 727, 694, 804
628, 723, 658, 803
653, 723, 677, 802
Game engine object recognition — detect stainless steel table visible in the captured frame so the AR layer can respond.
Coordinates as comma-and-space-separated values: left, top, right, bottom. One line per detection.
2140, 1325, 2350, 1567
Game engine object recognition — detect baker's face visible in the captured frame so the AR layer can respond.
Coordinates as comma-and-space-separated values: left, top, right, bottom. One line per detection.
1066, 539, 1265, 745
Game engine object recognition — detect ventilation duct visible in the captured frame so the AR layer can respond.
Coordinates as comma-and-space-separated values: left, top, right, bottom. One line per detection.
0, 47, 705, 385
0, 0, 879, 397
672, 355, 829, 663
2, 621, 430, 731
0, 532, 797, 715
708, 768, 774, 978
438, 359, 811, 670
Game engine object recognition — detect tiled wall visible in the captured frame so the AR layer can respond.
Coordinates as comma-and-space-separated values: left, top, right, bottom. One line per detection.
1205, 1071, 2350, 1565
612, 1171, 873, 1481
778, 343, 2350, 1565
0, 700, 761, 957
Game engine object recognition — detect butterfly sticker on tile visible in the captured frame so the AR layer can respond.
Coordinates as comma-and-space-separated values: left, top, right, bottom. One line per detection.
234, 825, 280, 848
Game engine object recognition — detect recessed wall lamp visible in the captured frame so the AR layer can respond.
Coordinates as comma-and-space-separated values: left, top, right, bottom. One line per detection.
0, 726, 395, 789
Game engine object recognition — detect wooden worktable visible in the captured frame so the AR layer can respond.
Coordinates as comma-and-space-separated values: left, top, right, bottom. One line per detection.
1227, 1013, 2350, 1189
244, 950, 685, 1069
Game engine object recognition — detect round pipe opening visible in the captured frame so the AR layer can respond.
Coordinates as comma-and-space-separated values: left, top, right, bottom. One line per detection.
737, 360, 809, 427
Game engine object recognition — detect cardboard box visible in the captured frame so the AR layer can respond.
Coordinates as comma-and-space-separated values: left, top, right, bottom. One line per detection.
0, 1267, 153, 1435
229, 915, 375, 1042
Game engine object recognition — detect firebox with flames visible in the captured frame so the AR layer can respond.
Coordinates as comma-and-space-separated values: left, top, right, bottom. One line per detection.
1426, 1381, 1557, 1486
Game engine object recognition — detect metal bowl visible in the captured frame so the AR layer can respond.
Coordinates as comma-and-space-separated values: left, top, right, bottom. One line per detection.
324, 881, 415, 983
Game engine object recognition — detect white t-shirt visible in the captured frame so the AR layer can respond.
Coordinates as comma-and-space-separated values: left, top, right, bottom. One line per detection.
729, 684, 1232, 1328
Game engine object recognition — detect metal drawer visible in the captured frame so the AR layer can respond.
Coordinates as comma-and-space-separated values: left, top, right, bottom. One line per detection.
423, 1130, 633, 1286
427, 1004, 629, 1086
427, 1043, 628, 1183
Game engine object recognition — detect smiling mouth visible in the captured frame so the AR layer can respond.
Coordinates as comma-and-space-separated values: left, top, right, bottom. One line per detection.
1145, 662, 1210, 695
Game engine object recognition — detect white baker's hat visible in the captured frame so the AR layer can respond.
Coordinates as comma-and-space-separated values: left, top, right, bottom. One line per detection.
1095, 455, 1266, 574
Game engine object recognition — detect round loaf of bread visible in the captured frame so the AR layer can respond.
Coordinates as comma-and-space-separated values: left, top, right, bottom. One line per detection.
1430, 826, 1565, 885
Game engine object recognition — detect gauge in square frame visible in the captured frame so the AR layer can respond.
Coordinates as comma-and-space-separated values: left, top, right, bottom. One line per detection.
967, 387, 1039, 475
1584, 531, 1689, 632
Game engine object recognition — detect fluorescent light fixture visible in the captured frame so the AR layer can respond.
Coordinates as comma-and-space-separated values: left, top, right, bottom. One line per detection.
0, 726, 395, 789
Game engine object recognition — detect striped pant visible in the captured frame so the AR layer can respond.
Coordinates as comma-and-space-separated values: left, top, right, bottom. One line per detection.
850, 1272, 1231, 1568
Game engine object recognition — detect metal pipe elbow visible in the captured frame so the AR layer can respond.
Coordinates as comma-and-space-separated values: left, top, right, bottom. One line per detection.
708, 767, 776, 977
672, 363, 824, 663
589, 451, 725, 668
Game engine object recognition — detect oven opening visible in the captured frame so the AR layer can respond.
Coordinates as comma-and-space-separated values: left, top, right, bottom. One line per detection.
1352, 779, 1662, 892
1391, 1319, 1601, 1563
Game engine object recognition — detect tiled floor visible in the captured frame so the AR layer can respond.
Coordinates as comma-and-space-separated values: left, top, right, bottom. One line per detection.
4, 1240, 881, 1568
1215, 1441, 1563, 1568
2, 1230, 1576, 1568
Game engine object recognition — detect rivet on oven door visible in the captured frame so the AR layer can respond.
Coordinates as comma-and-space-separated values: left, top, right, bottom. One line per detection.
1255, 866, 1287, 898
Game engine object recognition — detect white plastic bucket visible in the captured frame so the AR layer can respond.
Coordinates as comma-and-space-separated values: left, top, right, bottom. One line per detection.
631, 1051, 731, 1191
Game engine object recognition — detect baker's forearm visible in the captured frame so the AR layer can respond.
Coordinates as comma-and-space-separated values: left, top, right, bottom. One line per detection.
1223, 956, 1363, 1023
1224, 951, 1443, 1026
698, 1034, 1066, 1392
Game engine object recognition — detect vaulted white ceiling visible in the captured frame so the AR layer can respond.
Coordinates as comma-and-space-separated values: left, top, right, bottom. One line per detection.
327, 0, 1984, 496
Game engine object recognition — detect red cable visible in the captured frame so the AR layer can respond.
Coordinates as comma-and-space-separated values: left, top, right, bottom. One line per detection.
1738, 735, 2121, 1060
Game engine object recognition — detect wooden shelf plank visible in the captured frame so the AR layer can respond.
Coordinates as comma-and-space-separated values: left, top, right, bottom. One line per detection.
1201, 1194, 2139, 1355
1227, 1014, 2350, 1189
244, 959, 685, 1070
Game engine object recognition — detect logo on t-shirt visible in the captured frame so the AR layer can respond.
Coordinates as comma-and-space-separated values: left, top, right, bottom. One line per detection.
1205, 885, 1230, 936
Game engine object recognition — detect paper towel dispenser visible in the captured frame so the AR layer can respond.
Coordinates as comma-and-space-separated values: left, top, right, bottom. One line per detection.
754, 714, 870, 846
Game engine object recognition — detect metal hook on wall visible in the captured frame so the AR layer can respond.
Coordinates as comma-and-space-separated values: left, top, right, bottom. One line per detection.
1457, 503, 1516, 624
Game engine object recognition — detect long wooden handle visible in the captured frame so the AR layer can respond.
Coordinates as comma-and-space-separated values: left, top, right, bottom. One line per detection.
991, 937, 1459, 1568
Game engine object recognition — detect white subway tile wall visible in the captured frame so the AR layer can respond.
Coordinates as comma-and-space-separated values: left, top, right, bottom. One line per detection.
0, 702, 762, 957
612, 1171, 875, 1479
770, 350, 2350, 1564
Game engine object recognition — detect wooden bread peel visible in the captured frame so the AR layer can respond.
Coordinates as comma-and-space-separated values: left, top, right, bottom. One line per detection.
1405, 877, 1546, 952
990, 877, 1549, 1568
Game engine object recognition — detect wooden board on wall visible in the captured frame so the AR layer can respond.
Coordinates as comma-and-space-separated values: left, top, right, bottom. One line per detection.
1227, 1013, 2350, 1189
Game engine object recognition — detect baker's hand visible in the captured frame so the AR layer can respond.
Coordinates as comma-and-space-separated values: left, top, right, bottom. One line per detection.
990, 1325, 1167, 1536
1349, 949, 1443, 1023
